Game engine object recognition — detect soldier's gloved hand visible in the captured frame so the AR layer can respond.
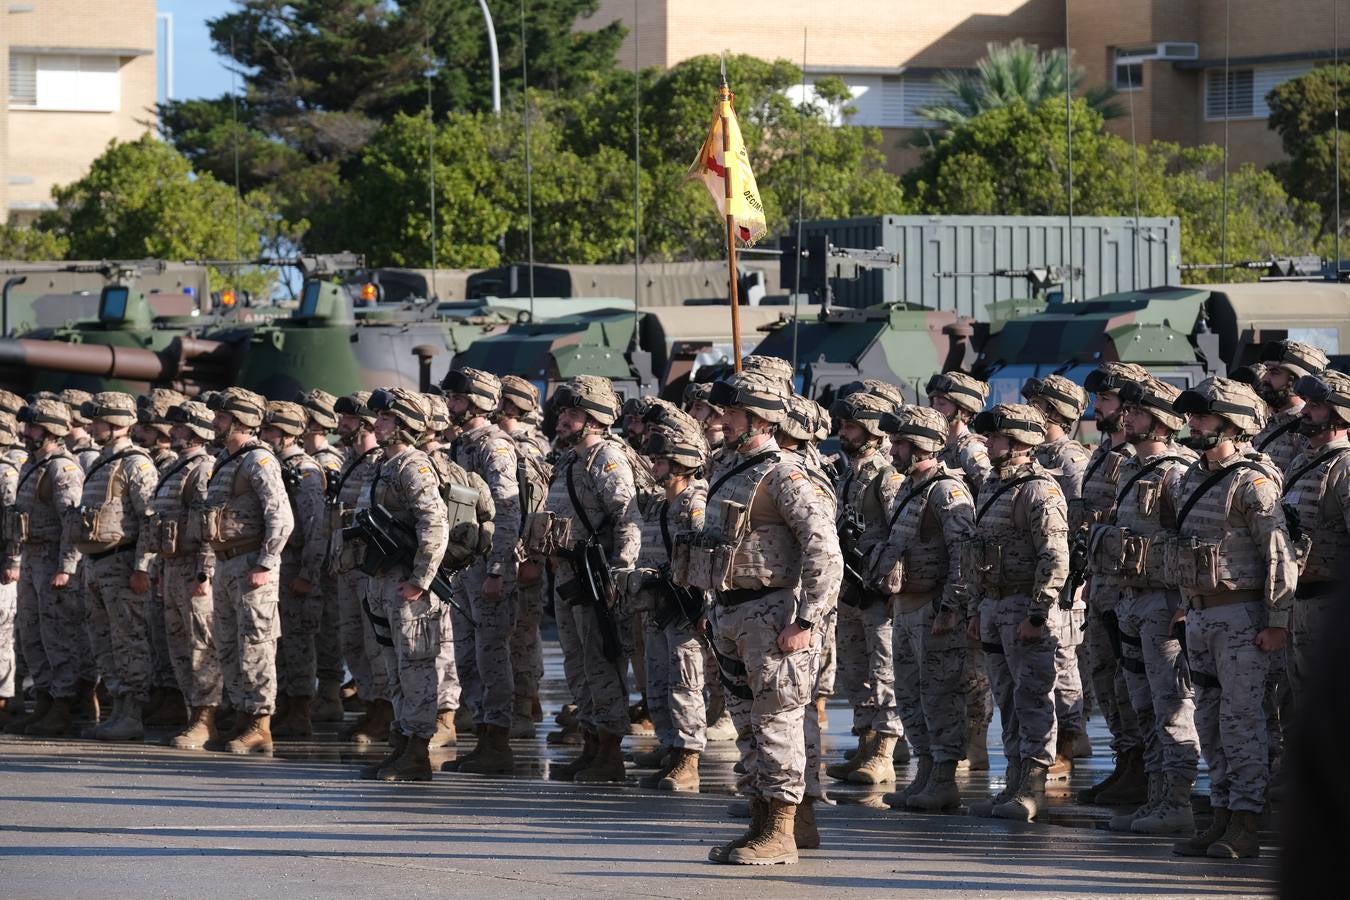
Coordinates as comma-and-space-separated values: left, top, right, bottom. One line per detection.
50, 571, 71, 591
289, 576, 313, 595
1255, 626, 1288, 653
1, 567, 17, 585
247, 567, 272, 589
396, 581, 424, 603
129, 570, 152, 594
482, 574, 504, 602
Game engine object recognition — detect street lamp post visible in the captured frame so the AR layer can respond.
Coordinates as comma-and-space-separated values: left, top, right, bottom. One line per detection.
478, 0, 502, 115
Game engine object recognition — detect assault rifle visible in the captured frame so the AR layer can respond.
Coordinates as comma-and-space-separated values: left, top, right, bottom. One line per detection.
343, 504, 473, 622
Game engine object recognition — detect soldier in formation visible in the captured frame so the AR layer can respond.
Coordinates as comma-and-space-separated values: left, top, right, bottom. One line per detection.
6, 350, 1345, 868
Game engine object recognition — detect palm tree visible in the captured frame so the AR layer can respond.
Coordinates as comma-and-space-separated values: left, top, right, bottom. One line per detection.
917, 39, 1123, 130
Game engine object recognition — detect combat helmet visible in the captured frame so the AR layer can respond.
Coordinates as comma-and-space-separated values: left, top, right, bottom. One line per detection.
1294, 369, 1350, 432
262, 400, 308, 437
138, 388, 187, 437
0, 389, 26, 416
423, 393, 452, 437
368, 387, 431, 444
839, 378, 906, 412
972, 402, 1048, 448
644, 417, 707, 473
779, 394, 819, 443
1021, 374, 1087, 427
208, 387, 267, 430
1259, 339, 1330, 407
60, 388, 93, 427
682, 381, 724, 419
1173, 377, 1266, 447
18, 398, 71, 438
0, 411, 19, 446
500, 376, 540, 417
1084, 362, 1150, 432
740, 355, 794, 393
335, 390, 377, 427
81, 392, 138, 428
1117, 376, 1185, 437
554, 375, 620, 427
709, 372, 787, 424
165, 401, 215, 443
880, 405, 950, 455
443, 367, 503, 416
642, 398, 701, 437
925, 371, 989, 419
296, 389, 340, 432
830, 390, 892, 441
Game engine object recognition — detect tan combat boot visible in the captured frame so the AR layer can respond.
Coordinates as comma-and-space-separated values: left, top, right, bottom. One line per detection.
632, 744, 671, 769
729, 798, 799, 865
970, 758, 1022, 817
574, 730, 627, 783
993, 761, 1048, 821
961, 718, 990, 771
825, 729, 875, 781
378, 734, 433, 782
171, 706, 218, 750
0, 696, 11, 729
347, 698, 394, 745
1173, 807, 1231, 856
884, 755, 933, 808
907, 759, 961, 812
1110, 772, 1162, 832
509, 697, 536, 739
362, 730, 408, 779
658, 749, 701, 792
848, 734, 899, 784
25, 696, 74, 737
709, 797, 766, 863
1206, 810, 1262, 859
271, 695, 313, 739
429, 709, 458, 748
144, 686, 188, 727
98, 698, 145, 742
1132, 771, 1195, 835
458, 725, 515, 775
1048, 731, 1076, 781
226, 713, 273, 755
793, 797, 820, 850
311, 679, 346, 723
550, 729, 598, 782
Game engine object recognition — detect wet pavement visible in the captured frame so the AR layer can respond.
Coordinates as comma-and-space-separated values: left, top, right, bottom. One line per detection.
0, 641, 1278, 898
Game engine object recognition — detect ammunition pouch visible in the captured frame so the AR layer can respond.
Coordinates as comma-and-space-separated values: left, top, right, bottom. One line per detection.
670, 533, 692, 586
1162, 536, 1221, 592
1282, 501, 1313, 575
5, 508, 29, 544
523, 510, 572, 558
156, 518, 184, 559
441, 482, 485, 572
74, 501, 127, 555
686, 498, 746, 592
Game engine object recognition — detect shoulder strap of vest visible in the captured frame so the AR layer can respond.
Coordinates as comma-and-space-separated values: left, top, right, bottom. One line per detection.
1257, 418, 1301, 452
1115, 455, 1189, 506
658, 497, 673, 558
334, 446, 381, 497
153, 454, 200, 498
17, 451, 74, 493
565, 454, 601, 537
1282, 446, 1350, 496
1082, 444, 1117, 485
207, 443, 276, 486
83, 446, 151, 485
1175, 460, 1266, 531
707, 450, 779, 502
888, 472, 958, 531
976, 473, 1049, 523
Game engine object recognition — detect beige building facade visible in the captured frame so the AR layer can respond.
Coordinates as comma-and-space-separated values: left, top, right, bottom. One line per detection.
2, 0, 157, 224
583, 0, 1346, 171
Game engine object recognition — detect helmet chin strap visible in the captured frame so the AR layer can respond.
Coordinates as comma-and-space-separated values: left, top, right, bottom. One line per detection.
733, 424, 772, 451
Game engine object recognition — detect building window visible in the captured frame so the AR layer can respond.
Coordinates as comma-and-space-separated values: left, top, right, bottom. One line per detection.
8, 53, 37, 106
786, 73, 955, 129
900, 76, 956, 127
1204, 63, 1313, 120
7, 52, 120, 112
1115, 62, 1143, 90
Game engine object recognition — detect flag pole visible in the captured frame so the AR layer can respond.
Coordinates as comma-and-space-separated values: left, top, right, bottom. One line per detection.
720, 58, 742, 373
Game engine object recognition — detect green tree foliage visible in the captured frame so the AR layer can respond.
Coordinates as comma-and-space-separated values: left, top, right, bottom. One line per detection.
35, 135, 280, 293
917, 39, 1121, 132
906, 100, 1324, 280
1266, 65, 1350, 236
0, 224, 68, 260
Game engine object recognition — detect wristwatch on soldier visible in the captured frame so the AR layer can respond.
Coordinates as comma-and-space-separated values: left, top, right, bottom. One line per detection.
793, 616, 814, 632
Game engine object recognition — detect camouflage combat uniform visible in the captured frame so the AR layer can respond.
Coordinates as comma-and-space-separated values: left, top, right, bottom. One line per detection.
206, 442, 295, 716
834, 449, 904, 740
9, 445, 83, 703
451, 422, 521, 730
1168, 450, 1297, 814
309, 444, 347, 705
78, 436, 158, 705
874, 463, 976, 765
506, 423, 551, 721
367, 445, 448, 739
633, 478, 708, 751
135, 446, 220, 708
329, 446, 387, 704
971, 458, 1071, 769
544, 438, 640, 738
697, 437, 843, 804
432, 449, 493, 718
274, 445, 329, 701
0, 441, 27, 704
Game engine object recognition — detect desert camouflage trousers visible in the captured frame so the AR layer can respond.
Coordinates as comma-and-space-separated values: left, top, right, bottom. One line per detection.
0, 580, 14, 699
160, 556, 222, 708
510, 569, 545, 711
86, 548, 151, 703
16, 543, 84, 698
642, 606, 707, 751
712, 588, 817, 805
213, 553, 281, 715
1186, 598, 1272, 813
375, 578, 443, 740
276, 554, 322, 698
836, 598, 902, 737
979, 593, 1063, 768
1087, 578, 1144, 754
338, 569, 389, 702
1117, 587, 1199, 780
893, 596, 967, 763
458, 562, 517, 728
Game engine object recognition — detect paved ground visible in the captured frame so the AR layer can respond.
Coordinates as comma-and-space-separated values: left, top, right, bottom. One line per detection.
0, 646, 1278, 898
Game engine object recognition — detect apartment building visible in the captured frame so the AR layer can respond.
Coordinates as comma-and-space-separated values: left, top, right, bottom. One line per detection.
2, 0, 157, 224
583, 0, 1345, 171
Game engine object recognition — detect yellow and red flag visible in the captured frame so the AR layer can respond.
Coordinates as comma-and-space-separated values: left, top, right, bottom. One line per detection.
687, 91, 767, 246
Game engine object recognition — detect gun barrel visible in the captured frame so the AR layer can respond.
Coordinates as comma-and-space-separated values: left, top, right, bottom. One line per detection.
0, 337, 168, 381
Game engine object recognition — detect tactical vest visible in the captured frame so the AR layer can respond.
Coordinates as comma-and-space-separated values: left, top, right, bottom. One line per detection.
327, 447, 380, 573
278, 449, 317, 555
1071, 440, 1133, 535
526, 441, 625, 561
75, 445, 154, 554
1283, 444, 1350, 582
686, 452, 794, 593
1164, 459, 1266, 595
1089, 451, 1187, 588
942, 430, 988, 491
143, 452, 212, 559
199, 443, 275, 554
427, 449, 493, 571
963, 466, 1049, 594
1035, 436, 1088, 498
876, 467, 959, 597
0, 447, 26, 544
1254, 409, 1307, 474
8, 452, 75, 544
